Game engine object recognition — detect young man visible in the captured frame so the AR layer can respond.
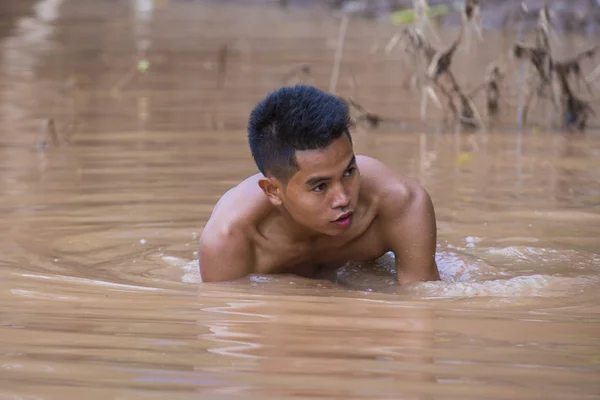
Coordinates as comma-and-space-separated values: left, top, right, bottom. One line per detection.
199, 85, 440, 285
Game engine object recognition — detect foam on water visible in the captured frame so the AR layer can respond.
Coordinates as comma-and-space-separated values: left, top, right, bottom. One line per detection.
411, 274, 590, 298
162, 245, 599, 298
415, 247, 597, 298
162, 255, 202, 284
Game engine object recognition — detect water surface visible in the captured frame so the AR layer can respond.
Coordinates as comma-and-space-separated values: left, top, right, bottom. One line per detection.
0, 1, 599, 399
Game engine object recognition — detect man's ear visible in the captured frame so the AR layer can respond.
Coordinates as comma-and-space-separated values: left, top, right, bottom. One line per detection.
258, 176, 283, 206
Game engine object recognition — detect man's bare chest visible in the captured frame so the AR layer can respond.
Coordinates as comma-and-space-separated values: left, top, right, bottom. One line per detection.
253, 218, 388, 276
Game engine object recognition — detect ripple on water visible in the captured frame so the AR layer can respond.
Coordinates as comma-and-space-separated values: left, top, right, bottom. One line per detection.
162, 255, 200, 284
161, 245, 599, 300
414, 246, 599, 298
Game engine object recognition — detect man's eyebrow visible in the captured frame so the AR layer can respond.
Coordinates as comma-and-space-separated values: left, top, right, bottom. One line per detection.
345, 155, 357, 170
305, 175, 329, 187
304, 155, 356, 187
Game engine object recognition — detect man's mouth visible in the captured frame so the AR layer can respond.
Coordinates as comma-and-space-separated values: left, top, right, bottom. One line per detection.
333, 212, 353, 227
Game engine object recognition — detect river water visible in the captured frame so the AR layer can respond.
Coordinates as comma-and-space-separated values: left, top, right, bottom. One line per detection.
1, 1, 599, 399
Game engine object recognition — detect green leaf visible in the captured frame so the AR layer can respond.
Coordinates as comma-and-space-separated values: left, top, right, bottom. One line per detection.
390, 5, 451, 25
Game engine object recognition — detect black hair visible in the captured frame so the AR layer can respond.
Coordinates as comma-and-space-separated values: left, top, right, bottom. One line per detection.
247, 85, 352, 181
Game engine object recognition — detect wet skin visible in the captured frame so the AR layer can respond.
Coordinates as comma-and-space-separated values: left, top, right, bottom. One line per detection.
199, 134, 441, 286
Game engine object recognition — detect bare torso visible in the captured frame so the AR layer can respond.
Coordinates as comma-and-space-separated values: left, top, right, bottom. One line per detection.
204, 156, 394, 279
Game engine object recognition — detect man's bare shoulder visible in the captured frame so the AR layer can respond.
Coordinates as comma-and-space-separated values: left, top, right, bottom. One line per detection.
204, 173, 271, 230
198, 174, 271, 282
356, 155, 425, 215
356, 156, 439, 284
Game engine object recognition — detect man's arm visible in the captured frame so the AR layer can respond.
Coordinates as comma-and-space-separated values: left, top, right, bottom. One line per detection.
381, 182, 441, 286
198, 225, 253, 283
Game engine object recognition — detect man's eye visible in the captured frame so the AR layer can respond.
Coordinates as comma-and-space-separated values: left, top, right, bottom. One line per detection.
313, 183, 327, 192
344, 167, 355, 177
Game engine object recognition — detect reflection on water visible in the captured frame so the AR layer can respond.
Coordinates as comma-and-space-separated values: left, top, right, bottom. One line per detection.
0, 1, 599, 399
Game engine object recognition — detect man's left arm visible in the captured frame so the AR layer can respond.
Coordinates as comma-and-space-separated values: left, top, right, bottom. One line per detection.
381, 183, 441, 286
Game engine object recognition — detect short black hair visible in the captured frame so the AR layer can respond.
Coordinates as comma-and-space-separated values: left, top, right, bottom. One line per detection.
247, 85, 352, 181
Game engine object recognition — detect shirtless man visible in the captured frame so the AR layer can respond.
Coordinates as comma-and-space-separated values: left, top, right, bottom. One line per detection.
199, 85, 441, 285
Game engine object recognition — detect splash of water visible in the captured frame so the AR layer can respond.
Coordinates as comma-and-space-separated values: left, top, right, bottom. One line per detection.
162, 245, 599, 299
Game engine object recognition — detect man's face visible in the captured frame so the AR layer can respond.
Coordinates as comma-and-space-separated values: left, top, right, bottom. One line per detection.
280, 135, 360, 236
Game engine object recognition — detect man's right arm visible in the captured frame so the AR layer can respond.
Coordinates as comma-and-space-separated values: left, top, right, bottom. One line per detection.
198, 226, 253, 283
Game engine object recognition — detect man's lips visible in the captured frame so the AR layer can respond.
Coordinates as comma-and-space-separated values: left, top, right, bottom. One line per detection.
333, 211, 353, 226
334, 212, 352, 222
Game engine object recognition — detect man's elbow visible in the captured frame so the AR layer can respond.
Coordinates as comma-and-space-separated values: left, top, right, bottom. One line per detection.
198, 245, 231, 283
198, 255, 240, 283
198, 263, 221, 283
197, 231, 250, 283
198, 236, 224, 283
420, 255, 441, 283
198, 251, 217, 283
397, 259, 440, 286
427, 262, 441, 282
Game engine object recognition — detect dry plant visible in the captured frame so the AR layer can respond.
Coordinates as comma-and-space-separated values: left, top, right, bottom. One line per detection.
413, 23, 486, 130
420, 26, 486, 130
385, 26, 434, 57
432, 76, 480, 130
424, 25, 463, 81
385, 27, 443, 117
513, 3, 597, 131
462, 0, 483, 53
500, 1, 529, 33
366, 0, 595, 132
384, 0, 441, 91
340, 97, 402, 129
38, 118, 78, 149
512, 43, 554, 125
508, 2, 558, 126
482, 64, 503, 118
385, 27, 432, 89
588, 63, 600, 83
514, 41, 598, 130
536, 1, 561, 48
536, 2, 554, 88
413, 0, 440, 44
445, 71, 486, 131
45, 118, 59, 147
329, 13, 350, 95
387, 21, 486, 131
552, 45, 598, 97
217, 44, 228, 89
555, 67, 595, 131
536, 1, 552, 51
469, 59, 511, 122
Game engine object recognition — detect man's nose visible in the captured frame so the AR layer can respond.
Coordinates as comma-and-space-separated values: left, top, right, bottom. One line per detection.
331, 185, 350, 209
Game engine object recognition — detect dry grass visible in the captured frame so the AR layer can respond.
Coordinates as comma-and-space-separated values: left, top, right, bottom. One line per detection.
462, 0, 483, 53
382, 0, 598, 133
512, 2, 597, 132
270, 1, 597, 134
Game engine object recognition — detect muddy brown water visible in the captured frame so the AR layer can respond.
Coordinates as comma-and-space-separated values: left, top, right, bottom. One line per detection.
1, 1, 599, 399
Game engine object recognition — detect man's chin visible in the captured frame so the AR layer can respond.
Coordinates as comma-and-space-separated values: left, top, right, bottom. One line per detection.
309, 222, 349, 237
322, 226, 347, 237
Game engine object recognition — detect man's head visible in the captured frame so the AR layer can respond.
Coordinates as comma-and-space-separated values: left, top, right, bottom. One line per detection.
247, 85, 360, 236
248, 85, 352, 181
